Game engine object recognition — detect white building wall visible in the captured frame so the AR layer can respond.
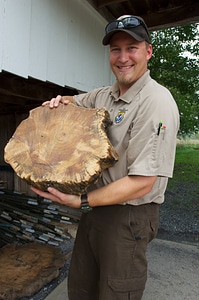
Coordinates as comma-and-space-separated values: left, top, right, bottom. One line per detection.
0, 0, 114, 92
0, 0, 4, 69
0, 0, 31, 78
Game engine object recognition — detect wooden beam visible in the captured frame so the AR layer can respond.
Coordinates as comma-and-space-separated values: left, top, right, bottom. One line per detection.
87, 0, 199, 28
0, 71, 77, 101
97, 0, 127, 8
146, 2, 199, 30
0, 71, 79, 115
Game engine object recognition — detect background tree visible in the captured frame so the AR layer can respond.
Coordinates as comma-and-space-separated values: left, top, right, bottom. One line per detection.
148, 24, 199, 137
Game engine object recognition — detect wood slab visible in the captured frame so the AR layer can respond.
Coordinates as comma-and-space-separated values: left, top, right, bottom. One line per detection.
0, 242, 66, 300
4, 104, 119, 194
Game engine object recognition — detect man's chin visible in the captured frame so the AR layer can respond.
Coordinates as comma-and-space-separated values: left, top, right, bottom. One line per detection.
117, 76, 133, 86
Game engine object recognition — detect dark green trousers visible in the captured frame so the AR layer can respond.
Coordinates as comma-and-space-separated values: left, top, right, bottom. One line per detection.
68, 203, 159, 300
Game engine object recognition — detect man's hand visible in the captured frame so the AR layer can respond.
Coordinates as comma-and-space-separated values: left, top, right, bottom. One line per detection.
42, 95, 74, 108
31, 186, 81, 208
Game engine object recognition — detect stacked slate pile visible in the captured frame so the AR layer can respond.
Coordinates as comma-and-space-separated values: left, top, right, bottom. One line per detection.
0, 189, 81, 247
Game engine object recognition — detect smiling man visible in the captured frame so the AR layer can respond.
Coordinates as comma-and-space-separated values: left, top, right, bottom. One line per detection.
109, 31, 152, 94
32, 15, 180, 300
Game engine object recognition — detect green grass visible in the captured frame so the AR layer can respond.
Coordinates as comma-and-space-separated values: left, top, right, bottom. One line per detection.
167, 142, 199, 207
171, 143, 199, 184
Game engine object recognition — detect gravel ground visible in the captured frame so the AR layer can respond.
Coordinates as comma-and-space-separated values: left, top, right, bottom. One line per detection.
157, 183, 199, 244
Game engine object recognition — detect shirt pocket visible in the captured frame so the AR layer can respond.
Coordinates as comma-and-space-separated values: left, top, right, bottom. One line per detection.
150, 131, 165, 169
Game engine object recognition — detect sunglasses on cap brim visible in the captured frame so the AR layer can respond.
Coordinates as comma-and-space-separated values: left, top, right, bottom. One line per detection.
105, 16, 150, 36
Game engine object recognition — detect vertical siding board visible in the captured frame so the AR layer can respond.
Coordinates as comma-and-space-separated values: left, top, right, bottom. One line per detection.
29, 0, 50, 81
63, 0, 82, 89
63, 0, 112, 91
78, 18, 114, 90
45, 0, 69, 86
0, 0, 5, 71
73, 8, 103, 91
77, 0, 114, 90
2, 0, 31, 77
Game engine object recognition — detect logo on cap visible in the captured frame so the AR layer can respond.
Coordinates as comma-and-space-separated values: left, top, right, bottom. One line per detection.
118, 21, 124, 29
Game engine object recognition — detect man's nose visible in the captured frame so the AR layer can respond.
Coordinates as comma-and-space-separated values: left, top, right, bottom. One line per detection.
119, 50, 129, 62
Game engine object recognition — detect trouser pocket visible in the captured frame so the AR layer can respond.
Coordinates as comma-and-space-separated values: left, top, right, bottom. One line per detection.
105, 274, 147, 300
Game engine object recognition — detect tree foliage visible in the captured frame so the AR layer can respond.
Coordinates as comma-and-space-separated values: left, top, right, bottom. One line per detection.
148, 24, 199, 137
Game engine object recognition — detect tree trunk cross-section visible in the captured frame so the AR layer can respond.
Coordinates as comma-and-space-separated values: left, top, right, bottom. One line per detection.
0, 242, 66, 300
4, 104, 119, 194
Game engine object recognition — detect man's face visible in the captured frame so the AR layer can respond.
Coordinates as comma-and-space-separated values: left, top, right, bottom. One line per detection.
109, 32, 152, 94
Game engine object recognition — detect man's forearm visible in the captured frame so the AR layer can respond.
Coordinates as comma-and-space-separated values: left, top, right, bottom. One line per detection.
88, 175, 157, 207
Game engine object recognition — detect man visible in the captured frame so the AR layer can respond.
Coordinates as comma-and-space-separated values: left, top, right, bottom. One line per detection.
32, 15, 179, 300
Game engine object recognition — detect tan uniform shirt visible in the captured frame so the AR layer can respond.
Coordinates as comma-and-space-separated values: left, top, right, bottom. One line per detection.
74, 70, 180, 205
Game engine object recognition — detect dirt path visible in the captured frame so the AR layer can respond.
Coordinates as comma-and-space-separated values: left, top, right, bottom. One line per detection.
142, 239, 199, 300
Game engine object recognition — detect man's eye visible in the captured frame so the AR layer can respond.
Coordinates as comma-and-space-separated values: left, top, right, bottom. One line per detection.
111, 48, 120, 52
128, 46, 136, 50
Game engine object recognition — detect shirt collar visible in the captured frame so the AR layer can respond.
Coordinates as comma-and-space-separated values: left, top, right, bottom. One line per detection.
110, 70, 151, 103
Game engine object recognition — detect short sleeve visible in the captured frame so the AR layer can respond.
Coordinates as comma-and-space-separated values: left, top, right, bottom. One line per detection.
127, 84, 179, 178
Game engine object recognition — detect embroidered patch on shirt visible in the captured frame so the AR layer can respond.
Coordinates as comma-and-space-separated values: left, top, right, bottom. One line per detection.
115, 111, 126, 124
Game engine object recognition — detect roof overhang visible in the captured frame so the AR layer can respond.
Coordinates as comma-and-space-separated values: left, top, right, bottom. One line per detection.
87, 0, 199, 30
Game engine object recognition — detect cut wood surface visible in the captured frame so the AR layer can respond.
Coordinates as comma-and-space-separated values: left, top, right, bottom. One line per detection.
4, 104, 119, 194
0, 242, 66, 300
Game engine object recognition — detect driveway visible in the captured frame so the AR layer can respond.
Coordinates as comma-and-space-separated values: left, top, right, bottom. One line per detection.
45, 238, 199, 300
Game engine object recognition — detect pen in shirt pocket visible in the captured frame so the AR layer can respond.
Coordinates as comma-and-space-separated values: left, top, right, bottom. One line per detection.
157, 120, 163, 136
157, 120, 166, 138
